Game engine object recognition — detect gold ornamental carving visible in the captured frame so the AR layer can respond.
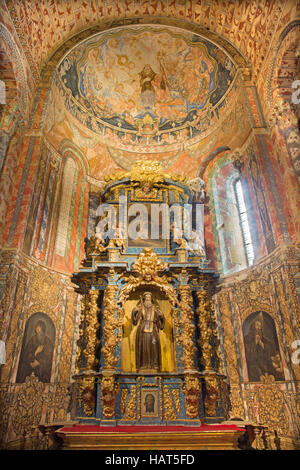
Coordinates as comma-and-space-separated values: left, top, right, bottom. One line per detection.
178, 284, 196, 370
104, 160, 188, 192
84, 289, 100, 370
183, 373, 200, 419
122, 386, 137, 421
80, 374, 96, 417
101, 284, 121, 370
46, 383, 71, 422
101, 374, 118, 419
11, 374, 45, 438
75, 297, 85, 373
255, 375, 289, 435
233, 266, 271, 310
284, 267, 300, 327
86, 234, 107, 256
120, 389, 129, 415
204, 375, 219, 417
216, 291, 241, 384
171, 389, 181, 415
196, 285, 222, 372
163, 386, 177, 421
196, 288, 213, 370
273, 268, 300, 380
228, 384, 245, 420
118, 248, 177, 306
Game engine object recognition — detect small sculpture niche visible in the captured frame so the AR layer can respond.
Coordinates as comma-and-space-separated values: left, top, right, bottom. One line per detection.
131, 291, 165, 372
121, 289, 175, 373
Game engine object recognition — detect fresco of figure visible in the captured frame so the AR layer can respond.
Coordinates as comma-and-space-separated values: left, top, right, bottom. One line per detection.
131, 292, 165, 372
139, 64, 157, 110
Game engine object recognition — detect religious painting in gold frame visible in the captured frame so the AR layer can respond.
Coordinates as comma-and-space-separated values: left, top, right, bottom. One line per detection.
127, 202, 168, 248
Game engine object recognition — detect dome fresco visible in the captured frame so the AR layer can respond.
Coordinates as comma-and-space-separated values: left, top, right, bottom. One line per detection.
57, 26, 236, 150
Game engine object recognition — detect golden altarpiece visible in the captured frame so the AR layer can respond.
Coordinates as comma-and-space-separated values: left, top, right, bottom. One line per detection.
72, 161, 230, 426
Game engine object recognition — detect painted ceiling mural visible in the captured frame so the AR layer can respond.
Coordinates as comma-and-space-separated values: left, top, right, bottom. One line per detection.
60, 27, 234, 130
43, 25, 251, 179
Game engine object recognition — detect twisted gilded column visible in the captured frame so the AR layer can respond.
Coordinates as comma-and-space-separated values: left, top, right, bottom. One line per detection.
178, 284, 197, 371
178, 282, 201, 419
196, 275, 228, 420
75, 287, 100, 417
101, 283, 121, 370
196, 276, 222, 373
84, 289, 100, 370
196, 287, 213, 370
100, 270, 122, 419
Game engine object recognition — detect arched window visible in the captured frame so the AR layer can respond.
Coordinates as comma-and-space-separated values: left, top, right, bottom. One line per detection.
234, 178, 254, 266
54, 157, 77, 257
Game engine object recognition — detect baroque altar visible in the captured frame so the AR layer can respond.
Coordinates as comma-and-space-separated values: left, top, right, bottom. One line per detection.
71, 161, 230, 427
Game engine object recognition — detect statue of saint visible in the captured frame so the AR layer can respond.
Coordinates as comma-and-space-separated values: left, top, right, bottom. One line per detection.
131, 292, 165, 372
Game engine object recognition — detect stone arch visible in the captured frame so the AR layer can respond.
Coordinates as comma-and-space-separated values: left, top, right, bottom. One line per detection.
58, 139, 90, 176
50, 140, 89, 272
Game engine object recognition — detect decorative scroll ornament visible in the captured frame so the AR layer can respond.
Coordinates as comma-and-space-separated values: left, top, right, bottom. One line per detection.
107, 229, 125, 251
204, 375, 219, 416
255, 374, 289, 435
120, 389, 129, 415
86, 234, 107, 256
171, 389, 181, 415
103, 160, 188, 192
122, 386, 137, 421
118, 248, 177, 306
233, 266, 271, 310
196, 288, 214, 370
129, 160, 165, 188
196, 276, 222, 372
75, 299, 85, 373
164, 386, 177, 420
11, 374, 45, 437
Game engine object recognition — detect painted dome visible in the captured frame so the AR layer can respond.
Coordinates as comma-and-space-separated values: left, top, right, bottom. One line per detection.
57, 25, 237, 152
